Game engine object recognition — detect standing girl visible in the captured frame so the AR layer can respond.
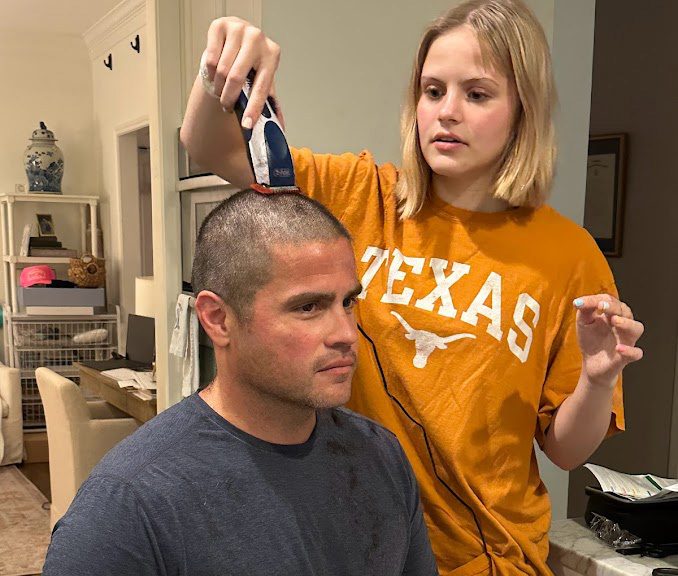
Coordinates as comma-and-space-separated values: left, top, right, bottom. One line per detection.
181, 1, 644, 573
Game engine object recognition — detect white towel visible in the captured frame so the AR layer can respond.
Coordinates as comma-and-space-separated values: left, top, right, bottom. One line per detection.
169, 294, 200, 397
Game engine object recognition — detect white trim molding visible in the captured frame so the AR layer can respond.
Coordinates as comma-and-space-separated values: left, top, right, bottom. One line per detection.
115, 115, 150, 138
83, 0, 146, 60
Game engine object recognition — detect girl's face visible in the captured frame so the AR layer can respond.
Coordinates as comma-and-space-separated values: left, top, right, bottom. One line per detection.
417, 25, 518, 191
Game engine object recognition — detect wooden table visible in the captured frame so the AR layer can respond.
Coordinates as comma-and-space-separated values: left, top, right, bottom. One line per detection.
75, 363, 157, 423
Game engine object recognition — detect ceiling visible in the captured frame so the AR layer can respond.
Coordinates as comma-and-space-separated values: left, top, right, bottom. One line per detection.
0, 0, 122, 36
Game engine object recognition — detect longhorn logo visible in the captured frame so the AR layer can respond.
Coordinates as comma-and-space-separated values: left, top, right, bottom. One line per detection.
391, 311, 476, 369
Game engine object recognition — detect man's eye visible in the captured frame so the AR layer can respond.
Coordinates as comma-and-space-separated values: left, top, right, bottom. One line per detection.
299, 303, 317, 313
343, 296, 358, 310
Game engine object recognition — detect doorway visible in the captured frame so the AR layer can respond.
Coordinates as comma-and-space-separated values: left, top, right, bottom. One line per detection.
117, 124, 153, 354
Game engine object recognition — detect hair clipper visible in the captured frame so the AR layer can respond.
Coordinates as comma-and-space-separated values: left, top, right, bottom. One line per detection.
199, 55, 298, 193
233, 71, 298, 192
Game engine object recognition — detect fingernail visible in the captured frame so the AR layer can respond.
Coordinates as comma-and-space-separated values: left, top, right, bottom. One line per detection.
241, 116, 253, 130
599, 301, 610, 311
573, 298, 584, 308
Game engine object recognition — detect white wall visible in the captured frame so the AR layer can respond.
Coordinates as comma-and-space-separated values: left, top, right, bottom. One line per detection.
549, 0, 596, 225
0, 30, 96, 316
0, 1, 150, 331
87, 5, 148, 321
0, 32, 96, 198
264, 0, 453, 165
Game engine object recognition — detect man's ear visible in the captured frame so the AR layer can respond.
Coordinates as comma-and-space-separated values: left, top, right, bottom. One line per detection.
194, 291, 237, 347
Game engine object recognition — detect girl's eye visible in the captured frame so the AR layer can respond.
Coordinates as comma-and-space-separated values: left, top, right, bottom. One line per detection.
468, 90, 489, 102
423, 85, 443, 99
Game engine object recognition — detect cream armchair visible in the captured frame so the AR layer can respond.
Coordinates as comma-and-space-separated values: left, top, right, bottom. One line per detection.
36, 367, 139, 527
0, 361, 23, 466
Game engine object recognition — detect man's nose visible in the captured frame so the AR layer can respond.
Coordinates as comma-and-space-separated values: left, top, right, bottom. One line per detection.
326, 308, 358, 349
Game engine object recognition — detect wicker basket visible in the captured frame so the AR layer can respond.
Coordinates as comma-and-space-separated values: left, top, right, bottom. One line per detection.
68, 254, 106, 288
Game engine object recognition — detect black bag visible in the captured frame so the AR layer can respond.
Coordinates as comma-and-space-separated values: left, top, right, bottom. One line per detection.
585, 486, 678, 557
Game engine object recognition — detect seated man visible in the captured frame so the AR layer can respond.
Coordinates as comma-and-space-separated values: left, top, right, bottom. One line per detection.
42, 190, 438, 576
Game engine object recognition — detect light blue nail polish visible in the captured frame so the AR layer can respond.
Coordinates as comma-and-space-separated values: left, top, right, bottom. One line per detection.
573, 298, 584, 308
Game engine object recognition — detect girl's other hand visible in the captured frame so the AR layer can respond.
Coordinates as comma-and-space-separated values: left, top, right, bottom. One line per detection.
573, 294, 644, 388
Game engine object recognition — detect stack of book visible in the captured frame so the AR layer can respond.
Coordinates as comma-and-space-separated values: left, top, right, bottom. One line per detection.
28, 236, 78, 258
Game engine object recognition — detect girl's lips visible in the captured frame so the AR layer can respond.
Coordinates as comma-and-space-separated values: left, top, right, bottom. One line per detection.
432, 140, 466, 152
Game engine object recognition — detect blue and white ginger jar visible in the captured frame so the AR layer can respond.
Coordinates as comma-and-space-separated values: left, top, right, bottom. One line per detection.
24, 122, 64, 194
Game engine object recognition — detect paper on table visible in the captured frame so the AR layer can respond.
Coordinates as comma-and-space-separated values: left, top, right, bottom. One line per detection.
584, 463, 678, 501
132, 389, 155, 401
102, 368, 137, 381
101, 368, 155, 390
116, 379, 138, 389
133, 371, 156, 391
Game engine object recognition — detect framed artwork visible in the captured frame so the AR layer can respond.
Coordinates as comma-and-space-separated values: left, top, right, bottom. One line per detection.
36, 213, 56, 237
583, 134, 627, 257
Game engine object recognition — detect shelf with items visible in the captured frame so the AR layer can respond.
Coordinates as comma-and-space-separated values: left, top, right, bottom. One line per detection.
3, 305, 119, 429
4, 256, 72, 264
0, 193, 100, 314
8, 310, 118, 363
0, 193, 99, 205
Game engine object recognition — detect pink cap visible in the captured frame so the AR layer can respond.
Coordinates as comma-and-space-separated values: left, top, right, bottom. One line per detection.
20, 265, 56, 288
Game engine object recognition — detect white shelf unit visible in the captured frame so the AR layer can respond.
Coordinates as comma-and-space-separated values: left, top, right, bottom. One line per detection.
0, 193, 99, 313
4, 306, 120, 429
0, 193, 108, 429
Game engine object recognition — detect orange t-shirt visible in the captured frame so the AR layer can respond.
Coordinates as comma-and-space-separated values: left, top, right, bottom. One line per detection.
292, 148, 624, 576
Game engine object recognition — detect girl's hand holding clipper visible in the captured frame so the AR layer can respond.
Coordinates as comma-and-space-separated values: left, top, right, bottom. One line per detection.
200, 17, 283, 130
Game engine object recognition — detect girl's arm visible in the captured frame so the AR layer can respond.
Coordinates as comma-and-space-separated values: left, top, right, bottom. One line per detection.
180, 17, 282, 188
543, 295, 644, 470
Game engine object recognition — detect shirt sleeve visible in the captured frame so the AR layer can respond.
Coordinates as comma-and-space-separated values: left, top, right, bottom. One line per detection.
42, 475, 168, 576
395, 444, 439, 575
291, 147, 397, 223
535, 248, 625, 448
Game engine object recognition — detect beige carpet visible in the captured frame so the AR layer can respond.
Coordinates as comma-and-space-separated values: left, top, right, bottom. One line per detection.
0, 465, 51, 576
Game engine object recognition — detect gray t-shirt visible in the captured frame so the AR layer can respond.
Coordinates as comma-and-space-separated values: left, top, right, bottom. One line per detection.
43, 394, 438, 575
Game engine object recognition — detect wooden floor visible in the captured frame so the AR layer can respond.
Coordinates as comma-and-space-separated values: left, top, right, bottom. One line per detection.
18, 431, 51, 500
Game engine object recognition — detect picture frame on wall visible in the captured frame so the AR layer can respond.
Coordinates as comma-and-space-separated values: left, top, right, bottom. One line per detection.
583, 134, 627, 257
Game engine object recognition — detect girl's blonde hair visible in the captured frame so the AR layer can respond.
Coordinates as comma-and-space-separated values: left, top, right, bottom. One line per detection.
395, 0, 556, 219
